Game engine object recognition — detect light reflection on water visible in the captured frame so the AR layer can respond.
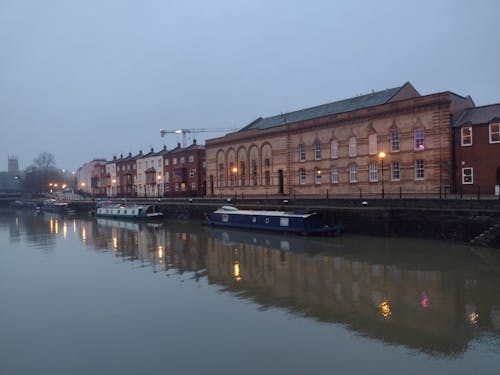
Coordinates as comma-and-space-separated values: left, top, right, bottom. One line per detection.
1, 210, 500, 374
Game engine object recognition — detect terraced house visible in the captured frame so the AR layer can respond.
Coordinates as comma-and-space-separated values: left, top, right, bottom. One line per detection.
205, 82, 477, 198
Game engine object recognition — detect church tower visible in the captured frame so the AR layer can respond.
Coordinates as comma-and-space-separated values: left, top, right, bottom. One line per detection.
8, 156, 19, 174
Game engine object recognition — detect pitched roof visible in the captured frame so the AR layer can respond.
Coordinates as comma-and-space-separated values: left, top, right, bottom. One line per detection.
454, 103, 500, 127
240, 82, 416, 131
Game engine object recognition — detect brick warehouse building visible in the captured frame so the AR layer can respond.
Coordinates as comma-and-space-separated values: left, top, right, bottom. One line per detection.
453, 104, 500, 195
205, 82, 475, 198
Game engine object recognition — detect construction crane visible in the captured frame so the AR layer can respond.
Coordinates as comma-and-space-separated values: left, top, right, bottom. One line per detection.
160, 128, 238, 147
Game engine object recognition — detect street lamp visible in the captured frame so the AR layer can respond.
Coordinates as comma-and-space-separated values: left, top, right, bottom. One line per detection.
378, 151, 386, 199
231, 166, 238, 201
157, 175, 162, 198
112, 178, 116, 197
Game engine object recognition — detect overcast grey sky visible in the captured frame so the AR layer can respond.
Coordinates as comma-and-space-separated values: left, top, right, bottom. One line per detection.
1, 0, 499, 171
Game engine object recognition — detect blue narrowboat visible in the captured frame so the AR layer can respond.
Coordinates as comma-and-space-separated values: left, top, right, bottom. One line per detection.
208, 206, 342, 235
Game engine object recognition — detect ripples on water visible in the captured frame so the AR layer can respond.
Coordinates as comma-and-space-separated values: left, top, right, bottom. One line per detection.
1, 209, 499, 375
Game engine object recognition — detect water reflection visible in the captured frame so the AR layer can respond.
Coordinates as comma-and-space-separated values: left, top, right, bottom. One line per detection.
2, 210, 500, 357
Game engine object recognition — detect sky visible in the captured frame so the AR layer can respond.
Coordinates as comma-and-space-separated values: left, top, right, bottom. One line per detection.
1, 0, 499, 172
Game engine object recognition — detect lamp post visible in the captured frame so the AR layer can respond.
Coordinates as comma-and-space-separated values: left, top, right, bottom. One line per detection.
157, 175, 162, 198
112, 179, 116, 197
378, 152, 386, 199
231, 166, 238, 202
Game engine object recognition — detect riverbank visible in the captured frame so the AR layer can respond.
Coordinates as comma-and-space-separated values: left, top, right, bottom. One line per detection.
63, 197, 500, 248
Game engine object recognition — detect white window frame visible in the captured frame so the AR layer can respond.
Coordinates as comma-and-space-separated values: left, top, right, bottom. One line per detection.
314, 142, 321, 160
368, 134, 377, 155
331, 166, 339, 184
461, 126, 473, 146
299, 168, 306, 184
349, 164, 358, 183
462, 167, 473, 184
391, 130, 400, 152
369, 162, 378, 182
299, 144, 306, 162
414, 128, 425, 150
315, 168, 322, 184
489, 123, 500, 143
391, 161, 400, 181
415, 160, 424, 180
331, 140, 339, 159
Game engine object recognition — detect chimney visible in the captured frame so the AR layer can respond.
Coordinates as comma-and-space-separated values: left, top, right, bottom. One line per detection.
193, 139, 197, 145
163, 145, 167, 150
177, 142, 181, 148
150, 147, 154, 152
113, 156, 117, 160
128, 152, 132, 157
139, 150, 142, 155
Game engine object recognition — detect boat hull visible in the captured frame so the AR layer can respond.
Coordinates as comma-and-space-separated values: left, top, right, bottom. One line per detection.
208, 208, 342, 235
95, 204, 163, 220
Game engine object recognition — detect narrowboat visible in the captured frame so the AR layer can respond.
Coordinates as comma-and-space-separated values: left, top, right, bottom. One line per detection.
95, 203, 163, 220
207, 206, 343, 235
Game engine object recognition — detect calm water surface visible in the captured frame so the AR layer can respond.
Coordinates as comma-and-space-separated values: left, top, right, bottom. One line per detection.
1, 210, 499, 375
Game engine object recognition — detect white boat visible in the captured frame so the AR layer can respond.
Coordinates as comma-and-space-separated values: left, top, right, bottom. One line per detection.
95, 202, 163, 220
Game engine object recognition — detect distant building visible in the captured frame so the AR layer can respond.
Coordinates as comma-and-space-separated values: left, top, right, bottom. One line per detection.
0, 156, 21, 192
453, 104, 500, 195
77, 159, 107, 196
8, 156, 19, 174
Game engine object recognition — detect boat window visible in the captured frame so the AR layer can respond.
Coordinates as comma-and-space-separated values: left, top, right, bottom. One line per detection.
132, 210, 136, 215
124, 210, 128, 214
222, 214, 229, 222
280, 217, 289, 226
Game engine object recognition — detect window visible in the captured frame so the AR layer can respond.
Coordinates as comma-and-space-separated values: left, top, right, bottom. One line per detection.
314, 142, 321, 160
157, 159, 161, 167
264, 158, 270, 167
349, 164, 358, 183
315, 168, 322, 184
489, 123, 500, 143
461, 127, 472, 146
165, 159, 169, 166
391, 161, 400, 181
299, 144, 306, 161
299, 169, 306, 184
280, 217, 289, 227
191, 182, 196, 189
189, 155, 194, 162
180, 157, 185, 164
331, 140, 339, 159
349, 137, 357, 157
264, 171, 271, 186
218, 163, 225, 187
415, 160, 424, 180
189, 170, 195, 178
369, 162, 378, 182
251, 160, 258, 186
368, 134, 377, 155
391, 130, 400, 152
462, 168, 473, 184
415, 128, 425, 150
331, 166, 338, 184
173, 158, 177, 165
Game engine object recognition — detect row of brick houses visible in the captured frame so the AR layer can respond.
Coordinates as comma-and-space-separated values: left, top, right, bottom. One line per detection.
77, 82, 499, 199
77, 140, 206, 198
205, 82, 500, 198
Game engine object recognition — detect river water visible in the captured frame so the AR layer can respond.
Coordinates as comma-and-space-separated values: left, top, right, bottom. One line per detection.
1, 210, 499, 375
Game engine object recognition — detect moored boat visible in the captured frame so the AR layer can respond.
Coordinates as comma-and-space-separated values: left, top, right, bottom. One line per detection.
207, 206, 342, 235
95, 202, 163, 220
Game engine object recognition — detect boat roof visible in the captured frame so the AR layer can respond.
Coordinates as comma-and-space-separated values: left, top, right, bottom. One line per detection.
214, 206, 318, 218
